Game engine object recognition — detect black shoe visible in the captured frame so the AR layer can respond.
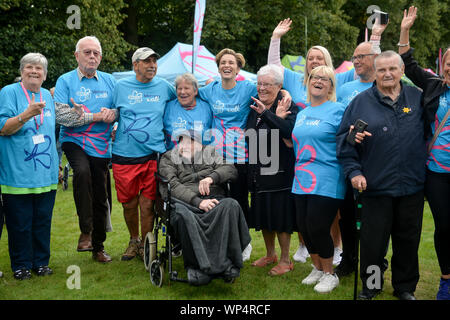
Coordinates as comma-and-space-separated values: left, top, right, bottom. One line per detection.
334, 260, 354, 277
13, 268, 31, 280
221, 265, 240, 282
393, 291, 416, 300
222, 265, 240, 279
187, 268, 212, 286
32, 266, 53, 276
358, 288, 382, 300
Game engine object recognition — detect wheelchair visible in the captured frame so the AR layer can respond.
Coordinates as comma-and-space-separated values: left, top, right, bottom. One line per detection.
143, 169, 235, 287
143, 172, 188, 287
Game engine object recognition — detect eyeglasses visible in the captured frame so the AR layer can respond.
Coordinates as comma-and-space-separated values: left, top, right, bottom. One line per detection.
82, 49, 101, 57
310, 75, 332, 83
257, 82, 276, 88
351, 54, 375, 62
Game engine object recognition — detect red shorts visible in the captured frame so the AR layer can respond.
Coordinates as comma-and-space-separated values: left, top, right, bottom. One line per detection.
112, 160, 157, 203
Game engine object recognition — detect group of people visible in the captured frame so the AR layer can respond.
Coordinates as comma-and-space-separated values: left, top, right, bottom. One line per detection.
0, 6, 448, 300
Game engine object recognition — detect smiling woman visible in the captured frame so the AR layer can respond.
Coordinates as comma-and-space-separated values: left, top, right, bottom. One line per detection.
0, 52, 59, 280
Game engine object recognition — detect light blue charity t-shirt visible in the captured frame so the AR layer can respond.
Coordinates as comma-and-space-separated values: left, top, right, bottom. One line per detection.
54, 69, 116, 158
163, 98, 212, 150
337, 80, 373, 107
284, 68, 356, 110
427, 87, 450, 173
0, 83, 59, 188
198, 80, 257, 163
291, 100, 347, 199
112, 76, 176, 158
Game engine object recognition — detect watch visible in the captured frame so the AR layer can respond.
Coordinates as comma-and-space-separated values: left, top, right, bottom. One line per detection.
17, 115, 25, 124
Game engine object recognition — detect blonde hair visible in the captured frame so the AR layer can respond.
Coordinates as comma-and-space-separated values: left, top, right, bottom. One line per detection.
303, 46, 334, 86
215, 48, 245, 69
306, 65, 336, 103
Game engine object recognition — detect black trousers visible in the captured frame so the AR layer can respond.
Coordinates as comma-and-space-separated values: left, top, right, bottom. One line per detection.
230, 163, 249, 220
425, 169, 450, 275
294, 194, 343, 259
62, 142, 110, 251
338, 181, 357, 264
360, 191, 424, 293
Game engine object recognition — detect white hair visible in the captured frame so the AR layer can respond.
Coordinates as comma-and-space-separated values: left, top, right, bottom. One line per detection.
257, 64, 283, 85
75, 36, 102, 55
175, 73, 199, 91
374, 50, 404, 69
19, 53, 48, 75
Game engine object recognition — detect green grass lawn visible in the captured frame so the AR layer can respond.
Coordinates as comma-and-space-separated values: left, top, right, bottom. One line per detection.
0, 172, 441, 301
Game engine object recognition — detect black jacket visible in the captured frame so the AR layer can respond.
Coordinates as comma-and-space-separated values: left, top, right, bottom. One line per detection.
336, 83, 427, 197
401, 48, 449, 139
246, 92, 298, 193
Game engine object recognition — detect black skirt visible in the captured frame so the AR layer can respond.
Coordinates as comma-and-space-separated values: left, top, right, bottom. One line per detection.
248, 190, 297, 233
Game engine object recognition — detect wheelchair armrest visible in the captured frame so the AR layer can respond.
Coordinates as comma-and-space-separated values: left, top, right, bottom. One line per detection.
155, 172, 169, 184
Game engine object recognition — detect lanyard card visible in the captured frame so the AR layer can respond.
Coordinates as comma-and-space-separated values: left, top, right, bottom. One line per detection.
32, 134, 45, 145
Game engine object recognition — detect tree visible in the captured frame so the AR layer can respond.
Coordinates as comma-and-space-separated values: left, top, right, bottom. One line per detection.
0, 0, 132, 88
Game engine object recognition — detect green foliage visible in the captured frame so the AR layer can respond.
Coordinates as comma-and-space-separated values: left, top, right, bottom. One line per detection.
0, 0, 132, 89
342, 0, 447, 69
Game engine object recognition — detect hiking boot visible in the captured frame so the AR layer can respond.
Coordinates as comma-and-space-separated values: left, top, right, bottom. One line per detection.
121, 238, 140, 261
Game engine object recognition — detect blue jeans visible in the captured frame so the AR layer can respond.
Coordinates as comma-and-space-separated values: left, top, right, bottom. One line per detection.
3, 191, 56, 272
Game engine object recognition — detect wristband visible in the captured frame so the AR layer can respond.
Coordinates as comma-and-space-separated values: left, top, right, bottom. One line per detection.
397, 42, 409, 47
17, 115, 25, 124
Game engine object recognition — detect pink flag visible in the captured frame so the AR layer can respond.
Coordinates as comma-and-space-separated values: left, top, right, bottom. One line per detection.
192, 0, 206, 74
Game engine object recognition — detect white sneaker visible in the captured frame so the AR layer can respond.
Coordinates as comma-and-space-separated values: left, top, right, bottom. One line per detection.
301, 265, 324, 285
242, 243, 252, 262
333, 247, 343, 266
314, 272, 339, 293
293, 244, 310, 263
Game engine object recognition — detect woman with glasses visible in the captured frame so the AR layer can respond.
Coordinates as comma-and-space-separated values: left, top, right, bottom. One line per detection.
246, 64, 298, 276
268, 18, 352, 265
291, 66, 346, 293
0, 53, 59, 280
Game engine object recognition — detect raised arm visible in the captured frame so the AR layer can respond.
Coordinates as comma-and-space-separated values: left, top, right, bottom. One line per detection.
268, 18, 292, 68
398, 6, 417, 55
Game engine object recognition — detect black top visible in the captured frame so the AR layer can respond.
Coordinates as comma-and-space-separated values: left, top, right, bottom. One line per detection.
246, 92, 298, 193
401, 48, 449, 139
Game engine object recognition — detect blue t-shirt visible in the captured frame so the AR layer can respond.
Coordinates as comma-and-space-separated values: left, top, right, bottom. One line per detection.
112, 76, 176, 158
427, 87, 450, 173
283, 68, 356, 110
198, 80, 257, 162
163, 98, 212, 150
0, 83, 59, 188
291, 101, 347, 199
54, 69, 116, 158
337, 80, 373, 107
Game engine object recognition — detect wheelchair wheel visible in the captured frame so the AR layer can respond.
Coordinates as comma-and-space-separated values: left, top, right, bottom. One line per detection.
143, 232, 156, 271
150, 260, 164, 287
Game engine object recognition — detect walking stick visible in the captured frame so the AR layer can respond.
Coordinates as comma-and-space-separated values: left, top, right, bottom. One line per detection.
353, 189, 362, 301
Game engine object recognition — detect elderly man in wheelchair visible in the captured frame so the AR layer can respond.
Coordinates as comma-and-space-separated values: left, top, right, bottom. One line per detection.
157, 130, 251, 286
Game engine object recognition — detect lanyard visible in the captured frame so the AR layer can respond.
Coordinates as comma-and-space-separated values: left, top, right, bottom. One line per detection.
20, 81, 44, 131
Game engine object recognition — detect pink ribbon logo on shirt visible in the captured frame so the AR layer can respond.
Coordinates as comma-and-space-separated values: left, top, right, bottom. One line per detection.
292, 135, 317, 193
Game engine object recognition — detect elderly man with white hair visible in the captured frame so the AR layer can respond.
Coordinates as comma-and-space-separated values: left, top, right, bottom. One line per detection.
54, 36, 117, 263
337, 50, 427, 300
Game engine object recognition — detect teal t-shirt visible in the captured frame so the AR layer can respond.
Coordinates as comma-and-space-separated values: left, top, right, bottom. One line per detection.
112, 76, 176, 157
291, 101, 347, 199
54, 69, 116, 158
337, 79, 373, 107
163, 98, 212, 150
427, 87, 450, 173
198, 80, 257, 163
0, 83, 59, 188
